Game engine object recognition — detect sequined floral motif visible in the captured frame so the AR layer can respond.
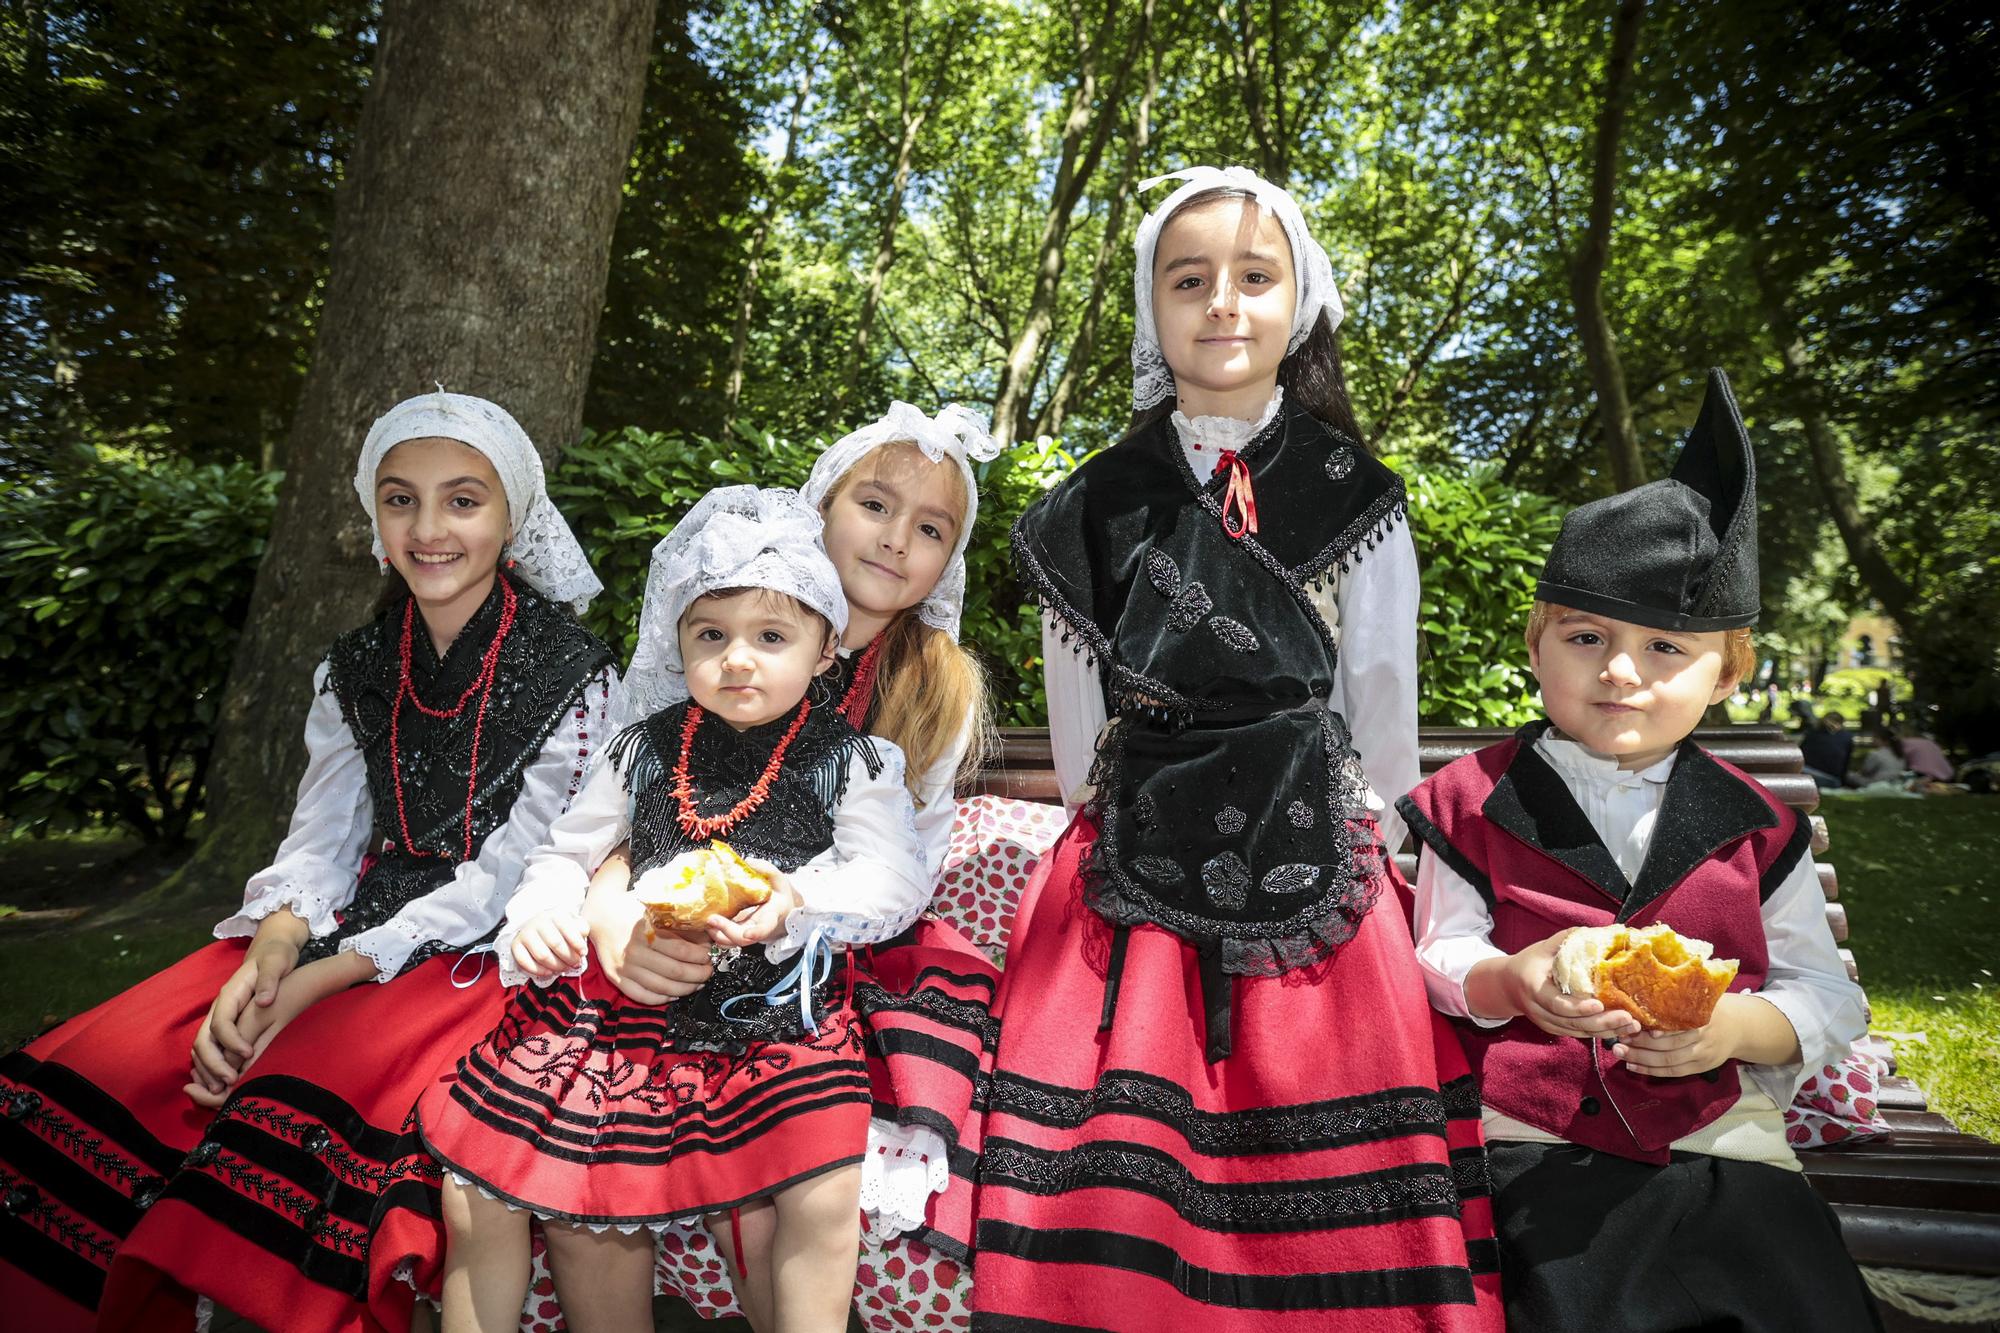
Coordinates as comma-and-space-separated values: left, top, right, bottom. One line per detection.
1200, 852, 1251, 910
1133, 792, 1157, 828
1214, 805, 1247, 836
1208, 616, 1260, 654
1132, 855, 1186, 887
1286, 800, 1316, 828
1144, 548, 1215, 632
1326, 448, 1355, 481
1261, 863, 1320, 895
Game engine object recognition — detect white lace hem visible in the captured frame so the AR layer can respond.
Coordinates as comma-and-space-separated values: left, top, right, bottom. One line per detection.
858, 1119, 949, 1240
442, 1167, 700, 1235
1170, 386, 1285, 456
214, 884, 343, 941
338, 915, 438, 983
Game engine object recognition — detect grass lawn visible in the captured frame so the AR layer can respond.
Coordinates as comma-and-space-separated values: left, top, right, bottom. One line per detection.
1825, 792, 2000, 1139
4, 795, 1998, 1139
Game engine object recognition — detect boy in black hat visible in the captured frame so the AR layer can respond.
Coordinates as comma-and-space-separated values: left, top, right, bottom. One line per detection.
1398, 371, 1882, 1330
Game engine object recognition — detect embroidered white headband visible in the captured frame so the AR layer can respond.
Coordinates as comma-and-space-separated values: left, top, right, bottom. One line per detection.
624, 485, 848, 716
799, 401, 1000, 643
1130, 166, 1344, 411
353, 390, 603, 614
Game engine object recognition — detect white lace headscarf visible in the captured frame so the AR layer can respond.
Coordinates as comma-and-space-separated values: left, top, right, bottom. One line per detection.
798, 401, 1000, 642
623, 486, 848, 716
353, 390, 604, 614
1130, 166, 1345, 411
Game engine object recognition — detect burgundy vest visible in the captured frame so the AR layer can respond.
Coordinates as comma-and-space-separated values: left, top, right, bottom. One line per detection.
1397, 722, 1811, 1164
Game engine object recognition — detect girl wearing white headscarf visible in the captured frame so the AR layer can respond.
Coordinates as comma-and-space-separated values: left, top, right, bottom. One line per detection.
416, 485, 930, 1333
653, 404, 1008, 1325
0, 391, 622, 1333
976, 169, 1503, 1328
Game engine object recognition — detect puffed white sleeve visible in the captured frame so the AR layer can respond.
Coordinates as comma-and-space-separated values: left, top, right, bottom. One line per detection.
1043, 611, 1108, 811
493, 739, 635, 988
338, 667, 622, 983
216, 661, 371, 940
1411, 848, 1510, 1027
1331, 521, 1420, 852
770, 740, 928, 962
910, 708, 974, 882
1744, 850, 1870, 1103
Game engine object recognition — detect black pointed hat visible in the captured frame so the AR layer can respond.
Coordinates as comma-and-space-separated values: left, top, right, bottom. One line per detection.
1536, 369, 1760, 631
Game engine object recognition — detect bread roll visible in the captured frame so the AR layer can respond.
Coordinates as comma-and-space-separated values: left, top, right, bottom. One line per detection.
632, 841, 772, 936
1553, 923, 1739, 1031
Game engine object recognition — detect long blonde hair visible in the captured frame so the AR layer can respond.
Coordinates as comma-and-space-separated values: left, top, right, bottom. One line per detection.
821, 444, 994, 802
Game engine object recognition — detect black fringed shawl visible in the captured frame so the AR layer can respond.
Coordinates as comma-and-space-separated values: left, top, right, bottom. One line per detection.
1012, 404, 1408, 1056
601, 699, 883, 1047
316, 573, 615, 973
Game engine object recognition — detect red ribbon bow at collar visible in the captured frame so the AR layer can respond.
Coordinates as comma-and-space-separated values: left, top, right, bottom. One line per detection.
1215, 449, 1259, 540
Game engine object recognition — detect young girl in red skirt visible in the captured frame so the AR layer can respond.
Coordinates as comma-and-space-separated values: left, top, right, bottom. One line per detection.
973, 167, 1503, 1330
417, 485, 933, 1331
0, 391, 617, 1333
670, 402, 1006, 1324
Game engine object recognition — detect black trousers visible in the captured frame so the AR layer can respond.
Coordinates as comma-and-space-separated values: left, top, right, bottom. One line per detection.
1488, 1141, 1885, 1332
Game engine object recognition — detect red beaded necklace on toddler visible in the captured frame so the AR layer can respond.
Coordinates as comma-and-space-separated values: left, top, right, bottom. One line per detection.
387, 576, 518, 860
669, 629, 884, 841
671, 696, 813, 840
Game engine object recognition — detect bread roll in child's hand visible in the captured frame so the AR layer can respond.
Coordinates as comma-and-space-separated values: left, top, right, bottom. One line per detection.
1553, 923, 1739, 1032
632, 841, 772, 937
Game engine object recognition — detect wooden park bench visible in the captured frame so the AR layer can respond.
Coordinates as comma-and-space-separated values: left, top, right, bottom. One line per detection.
968, 724, 2000, 1302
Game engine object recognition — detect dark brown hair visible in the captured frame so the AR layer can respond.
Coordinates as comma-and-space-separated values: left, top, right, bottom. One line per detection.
1129, 189, 1366, 448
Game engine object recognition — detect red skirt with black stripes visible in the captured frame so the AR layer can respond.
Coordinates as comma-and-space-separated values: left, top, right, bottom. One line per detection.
851, 917, 1001, 1257
415, 959, 872, 1227
0, 939, 502, 1333
968, 816, 1504, 1331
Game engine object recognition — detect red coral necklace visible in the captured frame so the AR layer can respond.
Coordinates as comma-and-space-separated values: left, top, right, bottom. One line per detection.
835, 633, 886, 723
672, 696, 812, 840
388, 577, 517, 860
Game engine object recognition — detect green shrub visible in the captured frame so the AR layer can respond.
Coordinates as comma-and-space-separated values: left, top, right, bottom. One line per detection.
1817, 667, 1911, 715
0, 432, 1567, 841
548, 425, 1077, 725
0, 448, 277, 842
548, 424, 818, 662
1405, 461, 1566, 727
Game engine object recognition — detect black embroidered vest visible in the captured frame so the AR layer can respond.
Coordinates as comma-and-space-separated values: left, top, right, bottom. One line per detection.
603, 699, 881, 1047
314, 573, 615, 972
1013, 405, 1406, 1002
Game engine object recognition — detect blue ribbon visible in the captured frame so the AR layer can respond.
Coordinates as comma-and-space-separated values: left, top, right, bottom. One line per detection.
718, 926, 835, 1033
450, 943, 497, 989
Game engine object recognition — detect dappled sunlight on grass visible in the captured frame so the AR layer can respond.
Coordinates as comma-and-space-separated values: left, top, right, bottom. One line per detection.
1825, 795, 2000, 1139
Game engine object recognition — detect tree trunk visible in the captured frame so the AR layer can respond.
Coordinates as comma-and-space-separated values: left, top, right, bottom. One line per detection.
1367, 226, 1503, 448
845, 106, 925, 396
146, 0, 657, 917
1752, 265, 1919, 626
1222, 0, 1285, 185
724, 48, 818, 427
1035, 28, 1154, 440
989, 0, 1149, 447
1567, 0, 1646, 492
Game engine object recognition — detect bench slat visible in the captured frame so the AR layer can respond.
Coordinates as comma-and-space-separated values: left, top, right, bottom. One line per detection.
962, 724, 2000, 1282
1827, 1204, 2000, 1277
